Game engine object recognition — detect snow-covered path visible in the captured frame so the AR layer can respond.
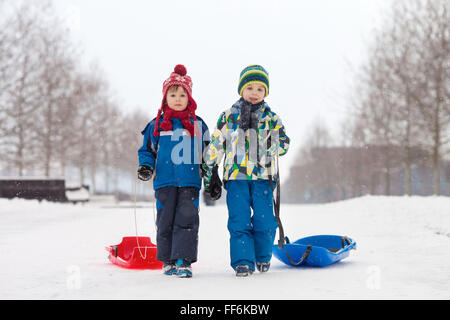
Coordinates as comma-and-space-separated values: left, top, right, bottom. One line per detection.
0, 196, 449, 300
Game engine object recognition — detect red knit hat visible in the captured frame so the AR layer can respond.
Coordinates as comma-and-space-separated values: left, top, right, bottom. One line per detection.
162, 64, 193, 97
153, 65, 199, 137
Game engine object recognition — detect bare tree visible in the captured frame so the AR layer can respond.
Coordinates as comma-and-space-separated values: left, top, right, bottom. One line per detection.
53, 69, 87, 177
115, 109, 151, 195
281, 0, 449, 202
0, 2, 46, 175
407, 0, 450, 195
354, 50, 401, 196
0, 0, 138, 198
33, 2, 79, 177
352, 0, 449, 196
67, 70, 104, 186
284, 120, 336, 202
372, 8, 420, 195
88, 90, 120, 194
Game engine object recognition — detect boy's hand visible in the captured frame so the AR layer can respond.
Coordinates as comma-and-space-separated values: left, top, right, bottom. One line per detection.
205, 165, 222, 200
137, 165, 153, 181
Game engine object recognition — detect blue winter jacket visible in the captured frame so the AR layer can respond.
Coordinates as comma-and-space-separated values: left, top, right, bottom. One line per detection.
138, 116, 210, 191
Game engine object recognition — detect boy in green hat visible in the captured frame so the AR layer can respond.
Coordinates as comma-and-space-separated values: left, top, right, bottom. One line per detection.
203, 65, 290, 276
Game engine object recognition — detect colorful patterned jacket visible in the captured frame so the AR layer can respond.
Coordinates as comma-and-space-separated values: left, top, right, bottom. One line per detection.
203, 99, 289, 188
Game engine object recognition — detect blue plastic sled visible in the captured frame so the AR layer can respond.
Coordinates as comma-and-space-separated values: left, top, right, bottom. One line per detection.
273, 235, 357, 267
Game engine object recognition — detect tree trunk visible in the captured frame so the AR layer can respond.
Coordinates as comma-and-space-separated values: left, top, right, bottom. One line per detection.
79, 166, 85, 186
404, 98, 412, 196
385, 156, 391, 196
405, 156, 411, 196
90, 168, 96, 194
433, 141, 440, 195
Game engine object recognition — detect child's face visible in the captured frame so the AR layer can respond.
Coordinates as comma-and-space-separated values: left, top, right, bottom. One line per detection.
242, 83, 266, 105
166, 86, 189, 111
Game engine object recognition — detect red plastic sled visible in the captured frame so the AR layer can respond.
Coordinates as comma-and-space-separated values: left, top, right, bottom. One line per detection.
106, 237, 163, 269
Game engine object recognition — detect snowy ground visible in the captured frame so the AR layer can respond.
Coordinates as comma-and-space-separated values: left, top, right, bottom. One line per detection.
0, 196, 449, 300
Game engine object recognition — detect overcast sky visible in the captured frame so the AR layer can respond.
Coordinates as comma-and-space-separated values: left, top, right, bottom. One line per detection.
55, 0, 390, 174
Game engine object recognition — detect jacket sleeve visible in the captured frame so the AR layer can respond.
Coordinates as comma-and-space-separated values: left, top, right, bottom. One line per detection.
138, 121, 157, 169
202, 112, 227, 188
268, 113, 290, 157
199, 119, 211, 178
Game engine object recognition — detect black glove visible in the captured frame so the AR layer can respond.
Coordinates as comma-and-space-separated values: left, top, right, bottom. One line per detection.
137, 165, 153, 181
207, 165, 222, 200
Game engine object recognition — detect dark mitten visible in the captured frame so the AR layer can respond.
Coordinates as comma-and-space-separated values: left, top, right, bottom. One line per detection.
137, 165, 153, 181
208, 165, 222, 200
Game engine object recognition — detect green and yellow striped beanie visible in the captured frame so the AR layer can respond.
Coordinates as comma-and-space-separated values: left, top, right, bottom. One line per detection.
238, 65, 270, 97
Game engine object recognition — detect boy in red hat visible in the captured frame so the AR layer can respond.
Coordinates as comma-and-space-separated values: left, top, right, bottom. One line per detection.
138, 65, 210, 278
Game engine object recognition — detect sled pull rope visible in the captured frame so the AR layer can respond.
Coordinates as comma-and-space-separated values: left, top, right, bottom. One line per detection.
269, 156, 313, 266
133, 179, 148, 260
268, 156, 284, 249
268, 155, 285, 249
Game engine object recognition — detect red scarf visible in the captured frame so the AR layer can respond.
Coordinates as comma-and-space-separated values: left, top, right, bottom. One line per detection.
153, 97, 199, 137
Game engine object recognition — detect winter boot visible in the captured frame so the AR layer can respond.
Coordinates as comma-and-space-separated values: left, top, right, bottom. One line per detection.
163, 262, 177, 276
235, 264, 254, 277
176, 259, 192, 278
256, 262, 270, 273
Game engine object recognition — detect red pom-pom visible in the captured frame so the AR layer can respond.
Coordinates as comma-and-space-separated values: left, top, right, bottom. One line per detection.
174, 65, 187, 76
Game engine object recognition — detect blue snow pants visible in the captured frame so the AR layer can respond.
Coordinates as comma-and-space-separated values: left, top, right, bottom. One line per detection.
225, 180, 278, 271
155, 186, 200, 264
